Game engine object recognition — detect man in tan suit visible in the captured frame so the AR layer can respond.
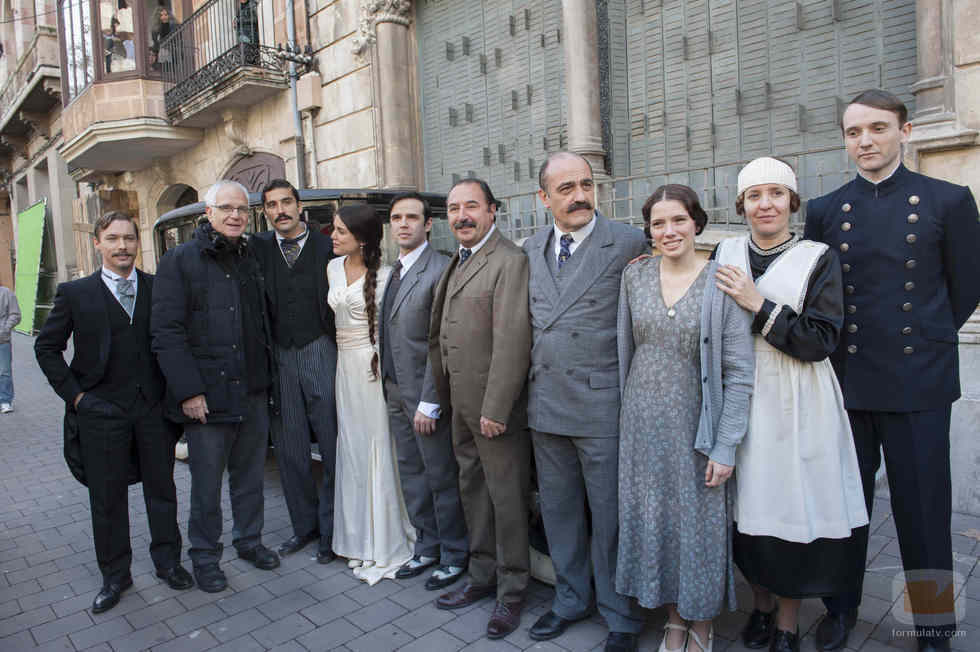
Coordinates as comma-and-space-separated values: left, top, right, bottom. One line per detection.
429, 178, 532, 641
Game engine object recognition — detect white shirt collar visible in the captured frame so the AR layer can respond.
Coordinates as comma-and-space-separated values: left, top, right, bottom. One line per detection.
274, 223, 308, 243
397, 240, 428, 277
460, 223, 496, 257
101, 266, 137, 283
553, 213, 597, 245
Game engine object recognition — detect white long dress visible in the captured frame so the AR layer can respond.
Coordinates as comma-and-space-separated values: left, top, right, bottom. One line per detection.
327, 256, 414, 584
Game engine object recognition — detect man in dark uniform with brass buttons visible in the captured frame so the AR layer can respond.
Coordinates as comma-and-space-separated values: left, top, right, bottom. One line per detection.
805, 89, 980, 652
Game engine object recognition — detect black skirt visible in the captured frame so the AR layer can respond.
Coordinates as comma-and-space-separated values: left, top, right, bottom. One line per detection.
733, 523, 868, 599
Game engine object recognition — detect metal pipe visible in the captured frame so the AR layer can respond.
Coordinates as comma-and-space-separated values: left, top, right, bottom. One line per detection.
286, 0, 306, 189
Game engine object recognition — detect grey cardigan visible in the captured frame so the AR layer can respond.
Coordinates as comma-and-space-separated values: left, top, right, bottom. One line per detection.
617, 258, 755, 466
0, 287, 21, 343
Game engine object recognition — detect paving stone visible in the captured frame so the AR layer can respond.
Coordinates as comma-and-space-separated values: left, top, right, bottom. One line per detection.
300, 593, 362, 626
457, 637, 520, 651
441, 607, 493, 644
251, 611, 316, 648
255, 587, 317, 621
7, 561, 58, 585
0, 604, 57, 637
206, 607, 271, 642
391, 602, 456, 637
216, 584, 276, 616
0, 630, 39, 651
304, 572, 361, 601
126, 596, 188, 630
269, 641, 307, 652
263, 569, 319, 596
30, 609, 94, 643
69, 614, 135, 649
345, 598, 408, 631
33, 635, 78, 652
207, 634, 267, 652
111, 622, 176, 652
167, 602, 227, 636
396, 628, 465, 652
151, 628, 220, 652
17, 584, 76, 612
344, 580, 405, 607
296, 619, 364, 652
345, 622, 414, 652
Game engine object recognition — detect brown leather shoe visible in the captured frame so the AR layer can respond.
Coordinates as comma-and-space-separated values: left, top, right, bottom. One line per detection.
487, 599, 524, 639
435, 582, 496, 610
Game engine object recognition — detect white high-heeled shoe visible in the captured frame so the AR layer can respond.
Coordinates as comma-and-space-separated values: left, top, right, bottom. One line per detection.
348, 559, 363, 568
687, 626, 713, 652
658, 623, 688, 652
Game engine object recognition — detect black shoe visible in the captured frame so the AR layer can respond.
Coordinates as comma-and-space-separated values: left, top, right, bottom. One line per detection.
91, 575, 133, 614
156, 564, 194, 590
193, 563, 228, 593
604, 632, 639, 652
425, 564, 465, 591
316, 548, 337, 564
770, 629, 800, 652
395, 555, 439, 579
529, 610, 590, 641
742, 609, 775, 649
278, 532, 318, 556
238, 544, 280, 570
815, 610, 856, 651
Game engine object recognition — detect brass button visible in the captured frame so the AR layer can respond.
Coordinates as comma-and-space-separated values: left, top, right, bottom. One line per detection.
847, 344, 857, 354
902, 302, 912, 312
905, 259, 916, 269
841, 222, 852, 231
845, 285, 855, 294
906, 234, 917, 244
840, 243, 850, 252
842, 203, 852, 212
904, 346, 914, 355
904, 281, 915, 291
847, 305, 857, 314
902, 326, 912, 335
847, 323, 858, 333
909, 195, 920, 205
907, 213, 919, 224
842, 263, 851, 272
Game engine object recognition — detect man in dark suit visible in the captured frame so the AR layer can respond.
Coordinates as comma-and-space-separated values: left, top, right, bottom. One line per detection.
805, 89, 980, 652
251, 179, 338, 563
429, 178, 532, 640
523, 152, 647, 652
380, 192, 468, 590
152, 180, 280, 593
35, 212, 192, 614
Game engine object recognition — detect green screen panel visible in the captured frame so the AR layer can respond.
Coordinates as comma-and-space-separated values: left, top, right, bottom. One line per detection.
14, 201, 47, 335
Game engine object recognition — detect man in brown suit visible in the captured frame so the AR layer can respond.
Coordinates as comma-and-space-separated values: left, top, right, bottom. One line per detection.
429, 178, 532, 641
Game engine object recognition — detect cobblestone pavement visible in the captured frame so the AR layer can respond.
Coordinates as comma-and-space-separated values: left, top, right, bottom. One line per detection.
0, 333, 977, 652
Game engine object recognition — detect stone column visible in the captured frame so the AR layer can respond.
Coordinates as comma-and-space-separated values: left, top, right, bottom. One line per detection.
354, 1, 420, 190
561, 0, 607, 176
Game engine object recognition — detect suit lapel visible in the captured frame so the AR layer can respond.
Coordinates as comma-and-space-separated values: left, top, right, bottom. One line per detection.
542, 214, 618, 329
530, 227, 559, 297
448, 229, 497, 299
85, 271, 112, 363
390, 244, 431, 319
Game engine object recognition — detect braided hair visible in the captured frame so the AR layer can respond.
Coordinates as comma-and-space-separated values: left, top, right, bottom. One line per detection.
337, 204, 384, 379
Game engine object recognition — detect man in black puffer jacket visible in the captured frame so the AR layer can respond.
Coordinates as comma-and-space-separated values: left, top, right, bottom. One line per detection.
151, 180, 280, 593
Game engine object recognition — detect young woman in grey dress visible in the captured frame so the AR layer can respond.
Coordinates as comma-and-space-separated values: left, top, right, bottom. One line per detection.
617, 185, 754, 652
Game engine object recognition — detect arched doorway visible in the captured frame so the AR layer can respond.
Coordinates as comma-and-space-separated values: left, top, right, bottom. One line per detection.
224, 153, 286, 193
155, 183, 198, 254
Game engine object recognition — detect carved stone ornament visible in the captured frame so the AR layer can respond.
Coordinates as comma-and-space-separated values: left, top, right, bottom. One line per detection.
352, 0, 413, 56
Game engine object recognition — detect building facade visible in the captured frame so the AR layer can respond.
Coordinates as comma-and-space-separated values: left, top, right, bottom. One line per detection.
2, 0, 971, 511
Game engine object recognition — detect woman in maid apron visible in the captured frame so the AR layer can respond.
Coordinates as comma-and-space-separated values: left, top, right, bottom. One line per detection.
712, 157, 869, 652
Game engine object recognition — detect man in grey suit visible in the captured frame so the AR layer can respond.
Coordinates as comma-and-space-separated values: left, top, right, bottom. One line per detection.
524, 152, 648, 652
380, 192, 468, 591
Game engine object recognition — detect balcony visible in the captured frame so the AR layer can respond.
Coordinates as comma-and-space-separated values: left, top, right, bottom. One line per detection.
0, 26, 62, 145
161, 0, 289, 127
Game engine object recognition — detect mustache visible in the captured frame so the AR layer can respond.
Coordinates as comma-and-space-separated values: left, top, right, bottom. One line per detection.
274, 214, 292, 222
567, 201, 593, 213
453, 219, 478, 230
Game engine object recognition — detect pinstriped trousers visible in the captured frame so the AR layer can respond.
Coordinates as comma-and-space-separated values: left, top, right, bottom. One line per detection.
271, 334, 338, 544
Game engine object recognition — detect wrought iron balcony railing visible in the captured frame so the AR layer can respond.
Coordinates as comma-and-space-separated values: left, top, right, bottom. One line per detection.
159, 0, 286, 112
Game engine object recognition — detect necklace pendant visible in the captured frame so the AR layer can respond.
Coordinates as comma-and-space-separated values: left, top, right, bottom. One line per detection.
667, 308, 676, 318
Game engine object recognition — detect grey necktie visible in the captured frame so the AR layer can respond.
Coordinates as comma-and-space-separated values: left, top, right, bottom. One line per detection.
115, 277, 136, 318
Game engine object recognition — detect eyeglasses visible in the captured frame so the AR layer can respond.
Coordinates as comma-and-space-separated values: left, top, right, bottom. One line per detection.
213, 204, 250, 216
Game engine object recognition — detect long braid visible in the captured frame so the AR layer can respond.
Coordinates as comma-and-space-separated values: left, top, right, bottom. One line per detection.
362, 243, 381, 380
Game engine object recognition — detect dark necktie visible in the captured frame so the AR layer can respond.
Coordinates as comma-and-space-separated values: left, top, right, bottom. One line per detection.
459, 248, 472, 264
381, 261, 403, 381
558, 233, 574, 270
115, 277, 136, 318
279, 229, 308, 268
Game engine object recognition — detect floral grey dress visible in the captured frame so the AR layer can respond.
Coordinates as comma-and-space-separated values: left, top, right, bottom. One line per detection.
616, 259, 735, 621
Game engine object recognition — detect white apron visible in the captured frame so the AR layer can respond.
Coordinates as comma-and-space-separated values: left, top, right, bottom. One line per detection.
718, 236, 868, 543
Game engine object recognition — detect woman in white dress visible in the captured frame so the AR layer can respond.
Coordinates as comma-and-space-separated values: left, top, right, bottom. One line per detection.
328, 204, 414, 585
713, 158, 868, 652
